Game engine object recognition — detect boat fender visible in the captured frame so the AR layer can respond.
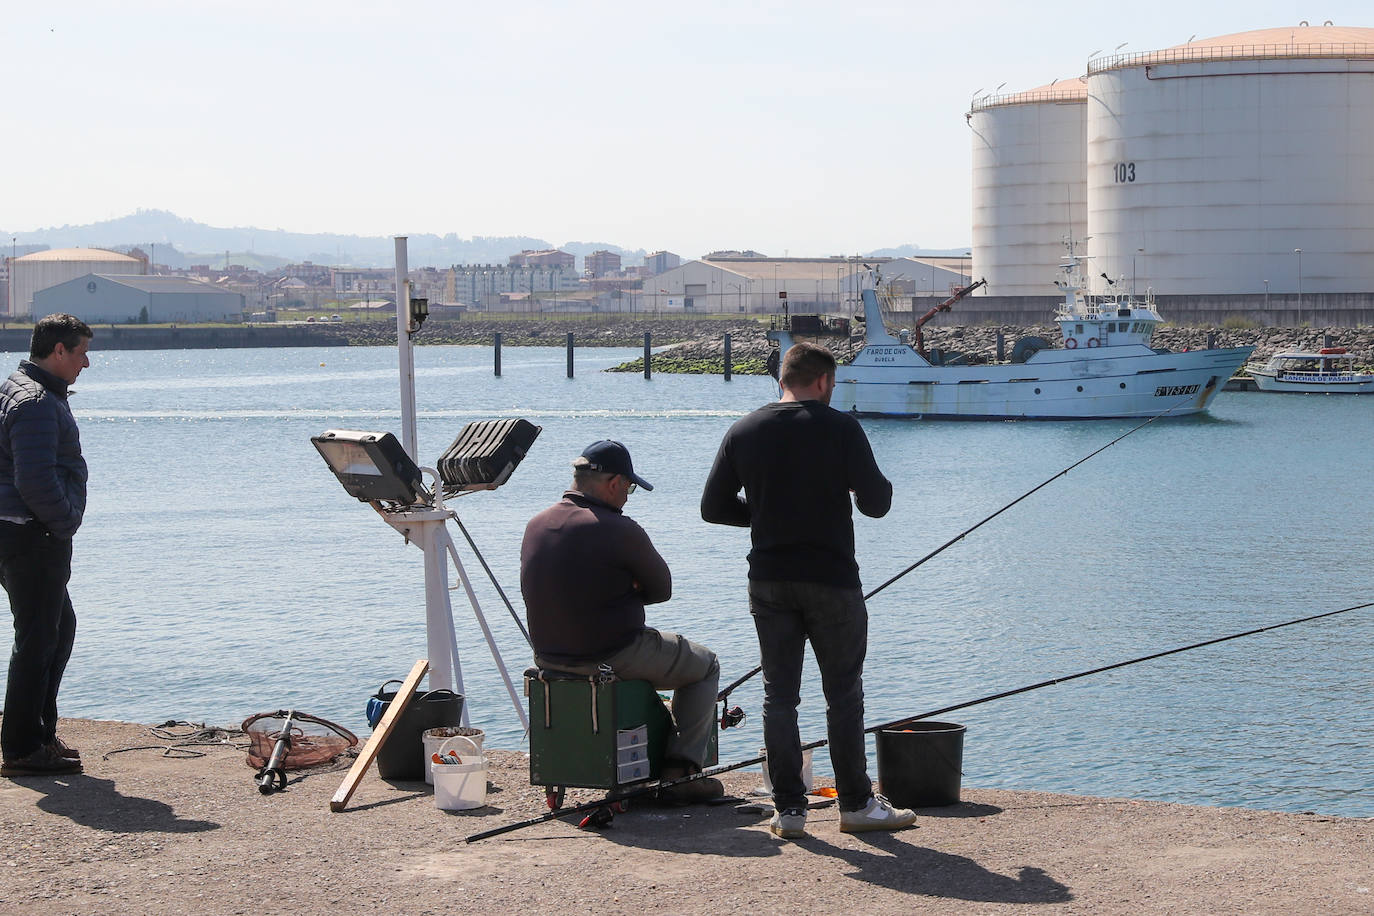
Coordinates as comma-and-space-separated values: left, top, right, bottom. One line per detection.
1065, 337, 1078, 349
1086, 338, 1100, 348
765, 347, 781, 381
1319, 347, 1347, 355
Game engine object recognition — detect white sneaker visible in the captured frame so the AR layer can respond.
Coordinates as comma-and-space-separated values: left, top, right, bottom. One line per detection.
839, 794, 918, 833
769, 806, 807, 838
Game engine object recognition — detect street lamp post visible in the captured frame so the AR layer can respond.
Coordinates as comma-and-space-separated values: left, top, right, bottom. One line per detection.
1294, 248, 1303, 327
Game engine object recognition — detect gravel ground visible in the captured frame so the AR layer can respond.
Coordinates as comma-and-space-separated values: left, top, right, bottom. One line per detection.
0, 718, 1369, 915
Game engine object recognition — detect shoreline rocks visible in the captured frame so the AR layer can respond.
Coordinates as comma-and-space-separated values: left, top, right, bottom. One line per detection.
303, 318, 1374, 374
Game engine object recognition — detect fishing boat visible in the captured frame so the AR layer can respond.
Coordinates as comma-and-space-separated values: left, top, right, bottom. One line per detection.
1245, 348, 1374, 394
768, 243, 1254, 419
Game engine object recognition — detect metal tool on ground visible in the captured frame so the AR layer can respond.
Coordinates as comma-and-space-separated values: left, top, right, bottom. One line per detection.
330, 659, 428, 812
466, 599, 1372, 842
254, 709, 294, 794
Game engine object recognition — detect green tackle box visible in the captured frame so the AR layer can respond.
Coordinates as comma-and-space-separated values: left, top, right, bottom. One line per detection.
524, 667, 717, 791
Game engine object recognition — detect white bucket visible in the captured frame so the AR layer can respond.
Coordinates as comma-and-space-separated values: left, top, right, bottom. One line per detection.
432, 736, 487, 810
422, 727, 485, 785
760, 746, 814, 793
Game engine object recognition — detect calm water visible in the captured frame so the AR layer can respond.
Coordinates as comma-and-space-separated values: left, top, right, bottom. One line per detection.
5, 344, 1371, 817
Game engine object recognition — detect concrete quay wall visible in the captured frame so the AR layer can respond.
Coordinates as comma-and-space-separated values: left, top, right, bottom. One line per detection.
0, 325, 346, 352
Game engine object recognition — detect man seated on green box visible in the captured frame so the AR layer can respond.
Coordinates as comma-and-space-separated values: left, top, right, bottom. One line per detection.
520, 439, 723, 804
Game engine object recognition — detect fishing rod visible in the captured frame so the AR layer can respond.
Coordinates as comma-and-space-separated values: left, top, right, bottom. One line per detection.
450, 514, 532, 647
465, 599, 1372, 843
724, 395, 1200, 697
864, 395, 1196, 602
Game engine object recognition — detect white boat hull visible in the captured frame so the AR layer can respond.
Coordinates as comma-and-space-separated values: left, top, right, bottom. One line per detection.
831, 344, 1254, 419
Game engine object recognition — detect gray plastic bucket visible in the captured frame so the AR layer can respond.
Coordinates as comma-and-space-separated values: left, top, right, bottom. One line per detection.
372, 687, 464, 781
875, 721, 966, 807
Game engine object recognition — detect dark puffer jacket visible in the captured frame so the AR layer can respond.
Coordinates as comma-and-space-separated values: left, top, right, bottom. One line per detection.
0, 361, 88, 539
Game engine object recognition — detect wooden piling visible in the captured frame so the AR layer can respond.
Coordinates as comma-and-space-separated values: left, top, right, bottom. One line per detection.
494, 332, 501, 377
567, 333, 574, 378
643, 332, 652, 380
724, 333, 732, 381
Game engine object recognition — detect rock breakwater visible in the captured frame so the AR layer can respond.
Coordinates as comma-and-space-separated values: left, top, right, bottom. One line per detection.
609, 324, 1374, 374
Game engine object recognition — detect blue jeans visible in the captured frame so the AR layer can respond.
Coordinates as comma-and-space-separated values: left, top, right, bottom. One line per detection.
750, 579, 872, 812
0, 522, 77, 761
536, 628, 719, 768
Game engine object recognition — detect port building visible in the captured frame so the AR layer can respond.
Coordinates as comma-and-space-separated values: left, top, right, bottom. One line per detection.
32, 275, 245, 324
9, 247, 145, 318
969, 24, 1374, 313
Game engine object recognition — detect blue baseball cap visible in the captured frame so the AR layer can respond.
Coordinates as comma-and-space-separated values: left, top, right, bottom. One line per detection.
574, 440, 653, 491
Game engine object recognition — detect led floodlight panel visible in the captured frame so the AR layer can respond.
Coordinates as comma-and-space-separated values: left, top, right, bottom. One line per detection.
312, 429, 424, 503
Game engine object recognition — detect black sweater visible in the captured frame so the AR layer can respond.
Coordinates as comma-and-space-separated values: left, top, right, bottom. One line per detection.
700, 400, 891, 588
520, 489, 671, 665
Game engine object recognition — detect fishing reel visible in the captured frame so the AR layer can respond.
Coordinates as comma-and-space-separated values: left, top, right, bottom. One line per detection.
719, 705, 746, 730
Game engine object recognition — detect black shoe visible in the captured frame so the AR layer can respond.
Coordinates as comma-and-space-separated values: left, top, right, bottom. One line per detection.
2, 745, 83, 777
658, 760, 725, 805
49, 737, 80, 761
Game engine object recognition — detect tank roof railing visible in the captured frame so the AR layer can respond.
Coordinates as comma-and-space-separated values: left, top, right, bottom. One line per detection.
1090, 42, 1374, 73
969, 88, 1089, 113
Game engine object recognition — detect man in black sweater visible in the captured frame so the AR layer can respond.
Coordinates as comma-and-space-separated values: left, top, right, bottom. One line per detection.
701, 341, 916, 838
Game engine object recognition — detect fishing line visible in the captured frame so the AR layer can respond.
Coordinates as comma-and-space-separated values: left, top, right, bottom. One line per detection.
864, 391, 1201, 601
466, 599, 1372, 843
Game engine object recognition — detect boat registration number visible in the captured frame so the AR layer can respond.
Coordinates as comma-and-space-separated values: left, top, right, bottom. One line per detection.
1155, 384, 1200, 397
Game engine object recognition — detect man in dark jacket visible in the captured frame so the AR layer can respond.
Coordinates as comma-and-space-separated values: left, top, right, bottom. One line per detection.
701, 341, 916, 838
0, 314, 92, 777
521, 440, 722, 803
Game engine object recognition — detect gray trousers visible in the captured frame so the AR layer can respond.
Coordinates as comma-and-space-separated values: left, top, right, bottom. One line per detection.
536, 627, 719, 768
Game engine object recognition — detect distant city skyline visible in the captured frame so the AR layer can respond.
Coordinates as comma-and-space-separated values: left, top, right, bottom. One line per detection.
6, 1, 1364, 258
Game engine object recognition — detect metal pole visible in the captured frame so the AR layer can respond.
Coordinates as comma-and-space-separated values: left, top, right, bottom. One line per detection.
566, 332, 574, 378
724, 333, 732, 381
394, 237, 418, 461
1294, 248, 1303, 327
643, 332, 651, 380
494, 331, 502, 377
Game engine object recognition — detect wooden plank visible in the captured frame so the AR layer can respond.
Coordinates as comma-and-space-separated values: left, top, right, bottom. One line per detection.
329, 659, 429, 812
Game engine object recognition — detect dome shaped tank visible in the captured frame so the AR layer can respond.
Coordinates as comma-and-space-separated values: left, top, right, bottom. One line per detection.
1086, 24, 1374, 295
969, 78, 1087, 296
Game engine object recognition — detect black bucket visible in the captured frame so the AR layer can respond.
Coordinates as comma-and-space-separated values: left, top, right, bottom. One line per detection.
875, 721, 966, 807
369, 683, 464, 781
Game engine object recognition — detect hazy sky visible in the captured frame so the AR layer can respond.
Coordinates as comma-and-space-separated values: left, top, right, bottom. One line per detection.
5, 1, 1365, 258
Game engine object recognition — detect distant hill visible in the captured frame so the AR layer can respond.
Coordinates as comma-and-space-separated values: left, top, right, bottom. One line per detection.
4, 210, 648, 270
866, 245, 972, 259
3, 210, 960, 270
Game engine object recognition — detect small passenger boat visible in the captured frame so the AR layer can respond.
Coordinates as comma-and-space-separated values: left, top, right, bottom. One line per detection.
1245, 348, 1374, 394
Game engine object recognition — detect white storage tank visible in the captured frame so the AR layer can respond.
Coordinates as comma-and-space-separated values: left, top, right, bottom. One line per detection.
10, 247, 145, 318
969, 77, 1087, 296
1086, 24, 1374, 295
